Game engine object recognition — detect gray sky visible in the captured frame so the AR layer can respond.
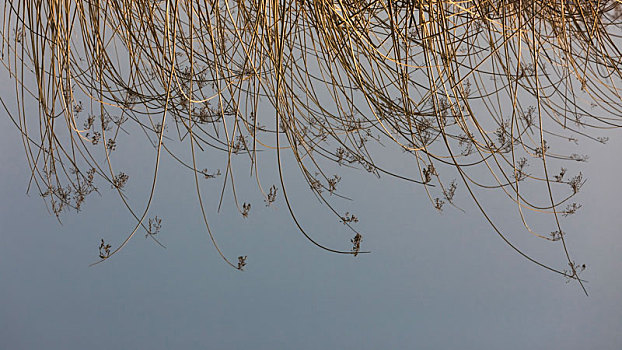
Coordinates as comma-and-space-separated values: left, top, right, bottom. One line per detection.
2, 76, 622, 350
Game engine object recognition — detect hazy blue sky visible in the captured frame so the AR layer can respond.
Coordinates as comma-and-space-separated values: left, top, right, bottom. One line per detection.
2, 77, 622, 349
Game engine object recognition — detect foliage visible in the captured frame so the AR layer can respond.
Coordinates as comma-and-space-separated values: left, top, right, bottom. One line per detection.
3, 0, 622, 293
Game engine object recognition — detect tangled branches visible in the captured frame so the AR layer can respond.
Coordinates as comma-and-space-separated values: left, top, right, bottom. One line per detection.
3, 0, 622, 292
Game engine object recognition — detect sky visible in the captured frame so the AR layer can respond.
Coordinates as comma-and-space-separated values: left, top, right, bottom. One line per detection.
2, 52, 622, 350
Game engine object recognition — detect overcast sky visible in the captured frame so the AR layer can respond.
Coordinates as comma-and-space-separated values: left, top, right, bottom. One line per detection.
2, 72, 622, 350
